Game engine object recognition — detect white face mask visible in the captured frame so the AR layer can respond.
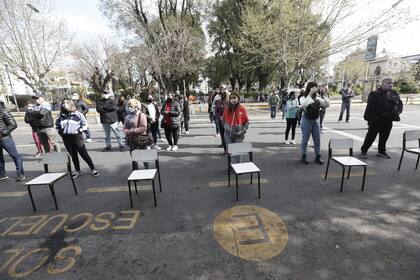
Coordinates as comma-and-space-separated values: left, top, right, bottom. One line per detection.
128, 107, 136, 113
103, 94, 110, 99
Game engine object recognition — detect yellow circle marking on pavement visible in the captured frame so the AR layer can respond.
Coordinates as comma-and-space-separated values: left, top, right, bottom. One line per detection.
213, 205, 288, 261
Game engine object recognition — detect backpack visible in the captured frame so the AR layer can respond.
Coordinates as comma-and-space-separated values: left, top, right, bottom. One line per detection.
305, 100, 321, 120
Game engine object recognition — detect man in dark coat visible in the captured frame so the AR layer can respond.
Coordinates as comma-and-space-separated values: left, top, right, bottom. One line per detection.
96, 91, 125, 151
338, 81, 355, 122
360, 78, 403, 159
0, 104, 25, 181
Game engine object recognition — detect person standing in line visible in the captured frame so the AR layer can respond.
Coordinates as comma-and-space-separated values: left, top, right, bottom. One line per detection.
0, 103, 25, 181
24, 100, 47, 157
297, 89, 305, 127
280, 89, 289, 122
268, 92, 280, 120
212, 90, 222, 137
338, 81, 355, 123
318, 85, 330, 134
299, 82, 326, 165
56, 99, 99, 178
213, 90, 228, 153
284, 91, 300, 145
28, 92, 60, 153
72, 93, 92, 143
123, 99, 149, 169
360, 78, 403, 159
117, 96, 128, 125
181, 94, 190, 134
208, 92, 214, 124
223, 92, 249, 163
96, 91, 125, 152
145, 94, 161, 150
161, 93, 181, 151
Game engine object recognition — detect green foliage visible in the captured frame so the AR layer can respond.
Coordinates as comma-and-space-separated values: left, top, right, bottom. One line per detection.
395, 76, 419, 94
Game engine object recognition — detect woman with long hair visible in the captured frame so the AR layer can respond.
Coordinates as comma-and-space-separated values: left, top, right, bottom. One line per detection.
223, 92, 249, 163
56, 99, 99, 178
161, 93, 181, 151
299, 82, 327, 165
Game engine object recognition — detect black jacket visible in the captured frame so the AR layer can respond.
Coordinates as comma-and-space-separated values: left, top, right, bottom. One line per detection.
0, 107, 17, 140
96, 98, 118, 124
161, 100, 181, 129
25, 105, 54, 129
75, 99, 89, 115
183, 99, 190, 120
364, 89, 403, 123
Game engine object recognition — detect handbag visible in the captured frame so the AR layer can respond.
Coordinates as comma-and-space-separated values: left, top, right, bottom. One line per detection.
131, 112, 152, 148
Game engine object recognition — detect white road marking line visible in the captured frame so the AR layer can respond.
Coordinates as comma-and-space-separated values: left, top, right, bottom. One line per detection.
86, 186, 152, 193
0, 191, 27, 198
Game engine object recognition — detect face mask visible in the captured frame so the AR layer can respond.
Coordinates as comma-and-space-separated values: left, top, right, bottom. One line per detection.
127, 107, 136, 113
147, 99, 153, 103
102, 94, 110, 99
230, 99, 238, 106
71, 97, 78, 101
381, 84, 393, 92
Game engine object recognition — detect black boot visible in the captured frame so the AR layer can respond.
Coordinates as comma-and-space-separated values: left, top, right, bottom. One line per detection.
315, 155, 324, 165
301, 154, 309, 164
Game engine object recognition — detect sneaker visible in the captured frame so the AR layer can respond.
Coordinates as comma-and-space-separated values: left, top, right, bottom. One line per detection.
119, 146, 126, 152
102, 146, 111, 152
16, 174, 26, 182
301, 155, 309, 164
86, 138, 92, 143
359, 153, 367, 159
171, 145, 178, 151
35, 152, 42, 158
315, 155, 324, 165
215, 133, 219, 137
284, 140, 289, 145
290, 140, 296, 145
72, 171, 82, 179
166, 146, 173, 151
92, 169, 100, 177
346, 120, 351, 123
376, 152, 391, 159
152, 144, 162, 150
185, 131, 190, 134
338, 120, 343, 123
0, 175, 9, 181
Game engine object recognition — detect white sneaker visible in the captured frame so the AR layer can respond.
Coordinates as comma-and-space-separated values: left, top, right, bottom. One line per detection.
215, 133, 220, 137
284, 140, 289, 144
185, 131, 190, 134
171, 145, 178, 151
86, 138, 92, 143
166, 146, 173, 151
290, 140, 296, 145
154, 145, 161, 150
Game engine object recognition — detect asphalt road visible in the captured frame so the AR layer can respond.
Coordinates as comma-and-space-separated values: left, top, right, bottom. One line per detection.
0, 103, 419, 280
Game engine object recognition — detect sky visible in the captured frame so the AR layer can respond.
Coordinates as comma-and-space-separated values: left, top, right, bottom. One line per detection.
53, 0, 420, 64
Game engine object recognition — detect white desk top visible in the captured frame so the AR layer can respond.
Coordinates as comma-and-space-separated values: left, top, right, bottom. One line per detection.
26, 173, 67, 185
128, 169, 157, 181
332, 156, 366, 166
231, 162, 260, 174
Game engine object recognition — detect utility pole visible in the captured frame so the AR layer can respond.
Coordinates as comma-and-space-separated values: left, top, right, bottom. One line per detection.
4, 65, 19, 112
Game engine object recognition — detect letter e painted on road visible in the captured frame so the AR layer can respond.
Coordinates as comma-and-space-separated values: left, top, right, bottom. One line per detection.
112, 210, 141, 230
90, 212, 116, 232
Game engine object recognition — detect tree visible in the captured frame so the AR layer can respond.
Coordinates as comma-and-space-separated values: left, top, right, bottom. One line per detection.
100, 0, 206, 93
333, 49, 367, 84
0, 0, 69, 92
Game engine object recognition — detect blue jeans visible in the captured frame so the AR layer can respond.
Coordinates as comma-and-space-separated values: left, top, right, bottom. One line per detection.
300, 116, 321, 156
339, 102, 351, 121
0, 137, 24, 176
270, 105, 277, 119
102, 122, 124, 147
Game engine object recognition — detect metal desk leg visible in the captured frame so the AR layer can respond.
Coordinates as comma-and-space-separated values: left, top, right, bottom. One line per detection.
236, 174, 239, 201
128, 180, 133, 208
324, 157, 331, 180
347, 166, 351, 179
27, 185, 36, 212
134, 181, 138, 194
340, 166, 345, 192
361, 166, 367, 191
258, 172, 261, 199
152, 179, 157, 207
49, 184, 58, 210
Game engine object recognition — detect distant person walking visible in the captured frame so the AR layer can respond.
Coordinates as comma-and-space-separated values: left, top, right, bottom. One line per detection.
318, 86, 330, 134
299, 82, 326, 165
360, 78, 403, 159
284, 91, 299, 144
338, 82, 355, 123
96, 91, 125, 152
56, 99, 99, 178
0, 103, 25, 181
268, 92, 280, 120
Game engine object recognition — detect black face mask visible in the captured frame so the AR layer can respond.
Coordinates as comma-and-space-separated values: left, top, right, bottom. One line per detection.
146, 99, 152, 103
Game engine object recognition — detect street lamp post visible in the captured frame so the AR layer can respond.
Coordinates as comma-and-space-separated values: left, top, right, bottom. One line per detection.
4, 65, 19, 112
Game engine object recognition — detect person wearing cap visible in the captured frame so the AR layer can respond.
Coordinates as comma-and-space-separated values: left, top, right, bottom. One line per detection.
360, 78, 403, 159
71, 93, 92, 143
338, 81, 355, 123
27, 92, 60, 153
96, 91, 125, 152
223, 91, 249, 162
0, 103, 25, 181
